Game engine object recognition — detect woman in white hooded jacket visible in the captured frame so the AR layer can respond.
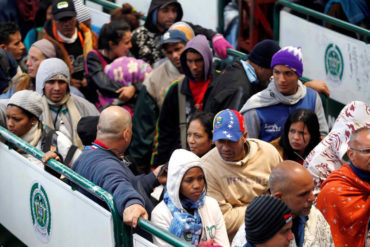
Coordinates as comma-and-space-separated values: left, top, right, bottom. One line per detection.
3, 90, 81, 170
151, 149, 229, 247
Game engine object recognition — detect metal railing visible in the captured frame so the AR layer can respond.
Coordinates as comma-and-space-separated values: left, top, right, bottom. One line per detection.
0, 126, 191, 247
273, 0, 370, 42
138, 218, 192, 247
0, 125, 129, 247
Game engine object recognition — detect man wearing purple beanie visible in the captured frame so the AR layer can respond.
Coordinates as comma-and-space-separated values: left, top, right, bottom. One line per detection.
203, 40, 329, 115
240, 46, 329, 142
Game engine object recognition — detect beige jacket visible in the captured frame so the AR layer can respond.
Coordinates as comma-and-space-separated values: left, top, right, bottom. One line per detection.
201, 139, 282, 240
143, 59, 184, 109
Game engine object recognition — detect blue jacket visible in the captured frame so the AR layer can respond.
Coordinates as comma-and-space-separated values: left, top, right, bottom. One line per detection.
257, 88, 317, 142
72, 147, 158, 216
242, 81, 328, 142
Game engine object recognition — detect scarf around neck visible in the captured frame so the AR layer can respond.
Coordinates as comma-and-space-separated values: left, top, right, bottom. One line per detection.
350, 162, 370, 183
41, 93, 83, 149
164, 191, 205, 246
57, 29, 78, 44
240, 78, 306, 113
21, 121, 43, 147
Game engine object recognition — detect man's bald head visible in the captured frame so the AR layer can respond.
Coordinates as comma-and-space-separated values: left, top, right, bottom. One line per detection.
270, 160, 312, 194
97, 106, 132, 140
270, 161, 315, 217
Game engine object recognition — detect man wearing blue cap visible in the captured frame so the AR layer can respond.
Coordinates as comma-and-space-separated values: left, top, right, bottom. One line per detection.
143, 29, 188, 109
201, 109, 282, 240
126, 28, 189, 173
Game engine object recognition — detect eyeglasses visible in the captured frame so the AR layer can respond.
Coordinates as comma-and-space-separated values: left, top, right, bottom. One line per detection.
350, 147, 370, 154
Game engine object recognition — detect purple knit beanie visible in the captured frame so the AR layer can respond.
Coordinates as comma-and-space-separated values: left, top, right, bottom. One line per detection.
270, 46, 303, 77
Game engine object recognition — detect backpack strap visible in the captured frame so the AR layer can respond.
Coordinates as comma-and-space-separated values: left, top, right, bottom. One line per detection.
64, 145, 78, 166
36, 29, 45, 42
177, 78, 187, 149
41, 125, 55, 153
85, 49, 108, 76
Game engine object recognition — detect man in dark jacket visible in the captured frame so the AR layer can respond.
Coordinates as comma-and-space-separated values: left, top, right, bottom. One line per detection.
131, 0, 233, 65
203, 39, 281, 114
73, 106, 165, 228
43, 0, 97, 90
152, 34, 217, 166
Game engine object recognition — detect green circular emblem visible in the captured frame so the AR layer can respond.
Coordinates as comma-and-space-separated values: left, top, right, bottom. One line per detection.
30, 182, 51, 243
325, 43, 344, 82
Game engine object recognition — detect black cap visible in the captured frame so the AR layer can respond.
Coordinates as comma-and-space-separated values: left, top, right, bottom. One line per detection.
245, 195, 292, 245
52, 0, 76, 21
248, 39, 281, 69
77, 116, 99, 146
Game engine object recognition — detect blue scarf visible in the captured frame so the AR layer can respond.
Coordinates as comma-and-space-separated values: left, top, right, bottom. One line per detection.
350, 162, 370, 183
152, 9, 158, 26
240, 60, 259, 84
164, 191, 205, 246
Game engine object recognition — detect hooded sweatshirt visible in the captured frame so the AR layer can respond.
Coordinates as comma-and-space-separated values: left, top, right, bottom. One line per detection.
144, 0, 183, 33
36, 58, 99, 149
151, 149, 229, 246
152, 35, 217, 166
131, 0, 216, 65
180, 35, 213, 83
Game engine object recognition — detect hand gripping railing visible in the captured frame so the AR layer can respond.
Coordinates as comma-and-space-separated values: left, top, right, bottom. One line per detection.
0, 125, 130, 246
0, 125, 192, 247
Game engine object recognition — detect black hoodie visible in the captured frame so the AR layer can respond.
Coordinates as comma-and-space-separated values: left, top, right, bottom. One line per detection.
144, 0, 183, 33
131, 0, 217, 65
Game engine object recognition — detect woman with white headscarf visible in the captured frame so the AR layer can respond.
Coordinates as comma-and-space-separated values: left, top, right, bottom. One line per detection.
303, 101, 370, 194
4, 90, 81, 170
0, 38, 83, 99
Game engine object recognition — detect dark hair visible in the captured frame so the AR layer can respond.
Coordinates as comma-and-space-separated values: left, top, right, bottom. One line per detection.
188, 111, 214, 140
185, 48, 200, 56
0, 23, 20, 45
98, 20, 131, 50
279, 108, 321, 160
35, 0, 52, 27
7, 104, 38, 120
162, 40, 186, 51
110, 3, 143, 30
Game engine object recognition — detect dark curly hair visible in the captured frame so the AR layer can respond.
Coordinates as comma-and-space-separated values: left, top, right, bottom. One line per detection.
279, 108, 321, 160
110, 3, 143, 30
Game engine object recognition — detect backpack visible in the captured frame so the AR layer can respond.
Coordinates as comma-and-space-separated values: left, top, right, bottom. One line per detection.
41, 125, 78, 177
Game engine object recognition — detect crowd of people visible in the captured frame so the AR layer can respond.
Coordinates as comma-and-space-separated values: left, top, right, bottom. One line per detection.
0, 0, 369, 246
